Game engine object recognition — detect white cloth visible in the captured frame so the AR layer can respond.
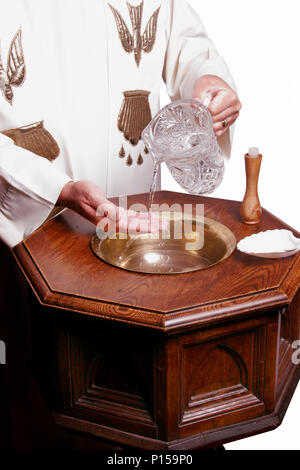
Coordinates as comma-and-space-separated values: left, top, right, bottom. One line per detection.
0, 0, 235, 247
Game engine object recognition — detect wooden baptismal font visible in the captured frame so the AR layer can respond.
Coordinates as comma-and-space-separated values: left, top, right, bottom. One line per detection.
13, 191, 300, 450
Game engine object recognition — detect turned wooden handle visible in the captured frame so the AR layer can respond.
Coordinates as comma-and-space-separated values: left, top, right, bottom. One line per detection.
240, 153, 262, 225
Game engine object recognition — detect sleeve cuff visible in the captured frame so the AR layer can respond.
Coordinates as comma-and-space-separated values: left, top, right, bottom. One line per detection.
0, 183, 58, 248
0, 142, 72, 205
0, 138, 72, 247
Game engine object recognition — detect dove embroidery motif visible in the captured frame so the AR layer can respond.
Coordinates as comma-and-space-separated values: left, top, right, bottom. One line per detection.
0, 28, 26, 105
109, 1, 161, 67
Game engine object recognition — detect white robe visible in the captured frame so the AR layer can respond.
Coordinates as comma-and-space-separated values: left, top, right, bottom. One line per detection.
0, 0, 235, 247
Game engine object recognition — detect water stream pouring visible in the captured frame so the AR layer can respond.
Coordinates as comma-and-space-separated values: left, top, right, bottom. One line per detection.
90, 99, 234, 275
142, 99, 225, 208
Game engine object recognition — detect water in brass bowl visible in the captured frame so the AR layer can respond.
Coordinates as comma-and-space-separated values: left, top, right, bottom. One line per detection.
90, 212, 236, 275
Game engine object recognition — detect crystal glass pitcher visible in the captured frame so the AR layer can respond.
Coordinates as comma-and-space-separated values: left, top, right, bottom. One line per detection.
142, 99, 225, 195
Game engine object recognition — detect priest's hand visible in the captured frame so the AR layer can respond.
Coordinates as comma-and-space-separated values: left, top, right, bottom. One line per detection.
57, 180, 163, 234
193, 74, 242, 137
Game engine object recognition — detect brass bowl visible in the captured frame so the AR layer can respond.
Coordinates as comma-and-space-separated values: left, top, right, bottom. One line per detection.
90, 213, 236, 274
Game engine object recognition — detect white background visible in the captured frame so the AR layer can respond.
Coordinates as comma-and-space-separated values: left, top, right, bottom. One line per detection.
160, 0, 300, 450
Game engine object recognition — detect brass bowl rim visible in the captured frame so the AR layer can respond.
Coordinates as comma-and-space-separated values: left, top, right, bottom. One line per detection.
90, 212, 237, 275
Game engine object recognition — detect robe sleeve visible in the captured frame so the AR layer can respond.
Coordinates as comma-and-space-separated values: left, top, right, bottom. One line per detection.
0, 133, 71, 247
162, 0, 237, 159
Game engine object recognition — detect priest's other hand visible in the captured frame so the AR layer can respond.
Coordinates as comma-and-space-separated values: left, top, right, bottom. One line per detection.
57, 180, 164, 234
193, 74, 242, 137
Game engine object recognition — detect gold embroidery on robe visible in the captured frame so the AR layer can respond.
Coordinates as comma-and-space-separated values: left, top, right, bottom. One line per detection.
1, 121, 60, 161
118, 90, 152, 166
137, 154, 143, 165
118, 90, 152, 145
109, 1, 160, 67
119, 145, 126, 158
126, 154, 133, 166
0, 28, 26, 105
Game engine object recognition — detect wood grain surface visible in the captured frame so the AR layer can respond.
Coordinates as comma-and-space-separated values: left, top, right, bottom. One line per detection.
13, 191, 300, 332
10, 191, 300, 449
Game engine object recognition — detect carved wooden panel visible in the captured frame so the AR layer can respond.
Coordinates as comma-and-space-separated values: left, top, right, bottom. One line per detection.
277, 289, 300, 399
11, 190, 300, 449
174, 315, 279, 438
57, 317, 158, 438
181, 330, 264, 423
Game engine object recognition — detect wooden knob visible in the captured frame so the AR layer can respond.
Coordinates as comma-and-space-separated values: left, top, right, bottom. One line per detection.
240, 153, 262, 225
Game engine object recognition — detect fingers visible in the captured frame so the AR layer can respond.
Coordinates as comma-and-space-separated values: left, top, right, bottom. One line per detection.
76, 202, 101, 226
61, 180, 167, 236
208, 89, 240, 115
213, 111, 240, 137
194, 89, 241, 137
118, 211, 166, 234
96, 203, 166, 235
193, 75, 242, 137
209, 91, 241, 137
212, 100, 242, 124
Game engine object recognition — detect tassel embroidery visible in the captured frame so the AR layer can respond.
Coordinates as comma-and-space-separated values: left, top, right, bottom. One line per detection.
118, 90, 152, 166
126, 154, 133, 166
137, 154, 143, 166
1, 121, 60, 161
118, 90, 152, 145
119, 145, 126, 158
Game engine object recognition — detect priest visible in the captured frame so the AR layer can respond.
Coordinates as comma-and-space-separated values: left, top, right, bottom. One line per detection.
0, 0, 241, 247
